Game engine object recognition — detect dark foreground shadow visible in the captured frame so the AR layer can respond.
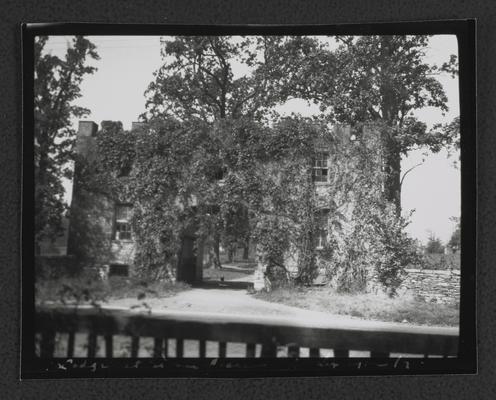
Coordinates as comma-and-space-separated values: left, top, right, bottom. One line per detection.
217, 265, 255, 273
192, 280, 254, 290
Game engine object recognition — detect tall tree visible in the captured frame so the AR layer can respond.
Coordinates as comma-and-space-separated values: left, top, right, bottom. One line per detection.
144, 36, 288, 122
100, 35, 423, 291
144, 36, 299, 265
280, 35, 458, 213
34, 36, 99, 252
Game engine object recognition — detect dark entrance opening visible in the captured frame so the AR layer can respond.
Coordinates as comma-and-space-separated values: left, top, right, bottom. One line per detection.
109, 264, 129, 277
176, 235, 202, 284
175, 230, 256, 290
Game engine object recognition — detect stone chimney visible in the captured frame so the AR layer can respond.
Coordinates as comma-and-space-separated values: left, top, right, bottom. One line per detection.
76, 121, 98, 158
78, 120, 98, 137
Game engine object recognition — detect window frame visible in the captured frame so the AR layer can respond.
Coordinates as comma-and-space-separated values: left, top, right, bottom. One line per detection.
312, 152, 330, 183
113, 203, 133, 241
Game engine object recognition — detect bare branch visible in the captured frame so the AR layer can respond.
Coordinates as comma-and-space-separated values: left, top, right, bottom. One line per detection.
400, 163, 423, 188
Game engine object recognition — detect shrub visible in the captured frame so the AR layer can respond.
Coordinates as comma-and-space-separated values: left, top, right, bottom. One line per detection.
323, 199, 422, 296
35, 270, 108, 306
35, 272, 190, 306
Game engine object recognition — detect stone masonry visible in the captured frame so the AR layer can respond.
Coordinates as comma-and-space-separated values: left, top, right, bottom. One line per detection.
400, 268, 460, 304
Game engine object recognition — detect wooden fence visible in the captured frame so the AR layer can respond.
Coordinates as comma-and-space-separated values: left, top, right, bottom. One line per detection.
35, 306, 459, 358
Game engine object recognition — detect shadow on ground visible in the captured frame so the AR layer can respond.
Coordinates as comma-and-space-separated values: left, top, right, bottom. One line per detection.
199, 261, 257, 290
192, 280, 254, 290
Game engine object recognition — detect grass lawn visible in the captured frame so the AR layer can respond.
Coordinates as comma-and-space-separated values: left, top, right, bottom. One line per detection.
253, 287, 459, 327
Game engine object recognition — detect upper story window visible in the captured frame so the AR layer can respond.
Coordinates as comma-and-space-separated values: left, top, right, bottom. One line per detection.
312, 152, 329, 183
114, 204, 132, 240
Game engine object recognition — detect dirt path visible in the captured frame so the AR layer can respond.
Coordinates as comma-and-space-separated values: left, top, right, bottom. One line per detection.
101, 287, 442, 330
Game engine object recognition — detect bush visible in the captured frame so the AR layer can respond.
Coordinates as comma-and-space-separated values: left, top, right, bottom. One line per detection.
35, 272, 190, 306
35, 255, 78, 280
323, 202, 422, 297
36, 270, 108, 306
421, 253, 460, 270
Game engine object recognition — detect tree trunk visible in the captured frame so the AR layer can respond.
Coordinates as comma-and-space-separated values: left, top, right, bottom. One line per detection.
378, 37, 402, 214
227, 244, 235, 263
383, 141, 402, 215
242, 242, 249, 260
203, 245, 212, 268
213, 232, 221, 269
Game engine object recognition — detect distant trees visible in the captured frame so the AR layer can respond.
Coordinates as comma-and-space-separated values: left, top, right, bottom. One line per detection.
34, 36, 99, 253
425, 232, 445, 254
447, 217, 461, 252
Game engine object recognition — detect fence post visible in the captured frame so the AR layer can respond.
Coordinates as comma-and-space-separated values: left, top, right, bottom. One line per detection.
261, 337, 278, 357
40, 330, 56, 358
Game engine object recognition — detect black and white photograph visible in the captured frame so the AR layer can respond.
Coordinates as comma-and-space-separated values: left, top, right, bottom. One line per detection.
22, 23, 476, 377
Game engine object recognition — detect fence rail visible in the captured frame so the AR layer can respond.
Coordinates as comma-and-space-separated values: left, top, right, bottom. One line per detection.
35, 305, 459, 358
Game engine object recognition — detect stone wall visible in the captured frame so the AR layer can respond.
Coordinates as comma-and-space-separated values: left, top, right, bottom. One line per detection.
400, 268, 460, 304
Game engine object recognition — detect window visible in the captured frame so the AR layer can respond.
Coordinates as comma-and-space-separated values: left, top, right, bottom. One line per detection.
312, 152, 329, 182
114, 204, 132, 240
213, 165, 228, 181
315, 209, 329, 249
109, 264, 129, 277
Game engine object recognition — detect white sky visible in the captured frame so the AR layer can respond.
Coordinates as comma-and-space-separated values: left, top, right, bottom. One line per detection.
44, 35, 460, 244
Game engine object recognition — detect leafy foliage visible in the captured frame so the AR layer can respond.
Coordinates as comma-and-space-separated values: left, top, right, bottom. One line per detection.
274, 35, 458, 211
66, 154, 114, 270
92, 36, 430, 293
317, 126, 423, 296
35, 273, 190, 306
331, 202, 421, 296
34, 36, 99, 249
431, 116, 460, 166
95, 115, 334, 281
144, 36, 294, 122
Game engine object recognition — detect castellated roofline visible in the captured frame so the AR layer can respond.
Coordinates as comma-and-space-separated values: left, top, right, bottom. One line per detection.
75, 120, 378, 158
77, 120, 144, 136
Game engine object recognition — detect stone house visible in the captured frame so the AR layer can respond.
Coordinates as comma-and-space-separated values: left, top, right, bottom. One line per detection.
67, 120, 383, 286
